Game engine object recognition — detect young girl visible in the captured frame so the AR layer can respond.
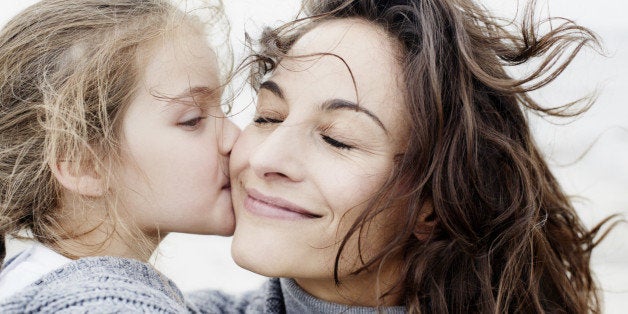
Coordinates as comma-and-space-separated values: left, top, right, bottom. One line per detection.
191, 0, 616, 313
0, 0, 238, 311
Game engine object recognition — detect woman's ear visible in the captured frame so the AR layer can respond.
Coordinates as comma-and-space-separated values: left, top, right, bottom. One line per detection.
414, 201, 438, 241
49, 160, 105, 197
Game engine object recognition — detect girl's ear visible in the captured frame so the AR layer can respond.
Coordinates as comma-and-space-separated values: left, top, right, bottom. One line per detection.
49, 160, 105, 197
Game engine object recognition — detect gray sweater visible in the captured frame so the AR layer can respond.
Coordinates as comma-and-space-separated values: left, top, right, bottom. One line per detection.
0, 256, 232, 313
0, 255, 405, 313
188, 278, 406, 314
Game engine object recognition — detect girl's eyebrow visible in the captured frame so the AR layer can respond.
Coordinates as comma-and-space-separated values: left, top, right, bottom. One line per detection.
182, 86, 220, 99
260, 79, 388, 134
164, 85, 220, 108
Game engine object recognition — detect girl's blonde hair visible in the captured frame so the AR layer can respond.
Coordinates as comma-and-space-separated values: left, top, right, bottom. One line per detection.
0, 0, 227, 265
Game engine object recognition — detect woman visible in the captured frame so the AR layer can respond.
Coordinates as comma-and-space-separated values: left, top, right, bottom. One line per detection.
192, 0, 614, 313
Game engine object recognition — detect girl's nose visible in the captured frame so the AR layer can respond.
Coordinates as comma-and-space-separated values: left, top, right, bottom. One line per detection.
219, 118, 240, 156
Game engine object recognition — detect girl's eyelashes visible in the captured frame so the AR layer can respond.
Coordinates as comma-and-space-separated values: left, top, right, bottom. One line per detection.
322, 135, 354, 150
173, 104, 208, 131
177, 116, 206, 129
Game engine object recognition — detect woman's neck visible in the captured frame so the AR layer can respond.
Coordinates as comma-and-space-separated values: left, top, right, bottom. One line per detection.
294, 266, 404, 307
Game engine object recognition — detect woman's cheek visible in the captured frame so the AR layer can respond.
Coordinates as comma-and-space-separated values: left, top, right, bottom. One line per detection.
320, 159, 391, 217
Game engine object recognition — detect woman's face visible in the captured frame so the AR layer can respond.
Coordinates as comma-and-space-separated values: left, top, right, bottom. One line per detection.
116, 29, 239, 236
231, 19, 408, 288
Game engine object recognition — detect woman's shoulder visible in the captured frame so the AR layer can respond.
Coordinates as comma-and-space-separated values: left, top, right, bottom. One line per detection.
0, 256, 191, 313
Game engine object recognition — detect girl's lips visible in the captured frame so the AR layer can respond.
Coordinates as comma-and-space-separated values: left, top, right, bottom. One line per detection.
244, 188, 322, 220
221, 177, 231, 190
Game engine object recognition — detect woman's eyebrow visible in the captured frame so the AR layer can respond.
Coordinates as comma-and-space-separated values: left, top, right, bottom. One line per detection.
322, 99, 388, 134
259, 80, 284, 99
260, 79, 388, 133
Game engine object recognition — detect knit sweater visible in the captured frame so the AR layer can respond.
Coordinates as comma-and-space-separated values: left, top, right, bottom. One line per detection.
188, 278, 407, 314
0, 255, 406, 313
0, 256, 233, 313
189, 278, 283, 314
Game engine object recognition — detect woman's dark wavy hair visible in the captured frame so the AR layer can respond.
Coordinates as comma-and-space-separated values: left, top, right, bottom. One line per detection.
246, 0, 618, 312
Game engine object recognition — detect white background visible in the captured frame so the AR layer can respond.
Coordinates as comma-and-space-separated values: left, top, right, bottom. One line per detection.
2, 0, 627, 312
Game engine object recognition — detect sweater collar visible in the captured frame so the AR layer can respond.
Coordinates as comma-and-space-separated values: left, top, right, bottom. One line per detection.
279, 278, 406, 314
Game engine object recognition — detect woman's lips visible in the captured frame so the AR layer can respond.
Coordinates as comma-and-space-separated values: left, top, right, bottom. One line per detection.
244, 188, 321, 220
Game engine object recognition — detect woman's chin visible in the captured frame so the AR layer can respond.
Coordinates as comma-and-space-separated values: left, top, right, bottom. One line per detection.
231, 243, 277, 277
230, 228, 294, 277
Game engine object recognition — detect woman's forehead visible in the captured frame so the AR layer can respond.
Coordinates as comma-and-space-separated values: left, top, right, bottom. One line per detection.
266, 19, 409, 144
276, 19, 404, 101
290, 19, 398, 70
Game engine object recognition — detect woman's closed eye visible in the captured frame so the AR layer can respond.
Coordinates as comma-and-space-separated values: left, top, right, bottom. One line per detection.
253, 116, 283, 124
253, 114, 354, 150
322, 135, 354, 150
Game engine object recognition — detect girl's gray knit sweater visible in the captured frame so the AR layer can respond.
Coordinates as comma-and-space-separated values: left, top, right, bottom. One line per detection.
0, 256, 233, 313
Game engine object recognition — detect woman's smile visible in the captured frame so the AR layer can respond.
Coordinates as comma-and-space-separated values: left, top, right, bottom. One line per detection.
244, 188, 322, 220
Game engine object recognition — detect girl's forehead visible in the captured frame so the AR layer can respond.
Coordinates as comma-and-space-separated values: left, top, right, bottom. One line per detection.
139, 31, 220, 92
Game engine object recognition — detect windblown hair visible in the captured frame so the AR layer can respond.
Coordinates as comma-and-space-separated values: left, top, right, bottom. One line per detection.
0, 0, 226, 265
248, 0, 615, 312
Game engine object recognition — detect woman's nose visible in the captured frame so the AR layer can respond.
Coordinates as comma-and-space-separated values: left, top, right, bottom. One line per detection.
248, 125, 304, 182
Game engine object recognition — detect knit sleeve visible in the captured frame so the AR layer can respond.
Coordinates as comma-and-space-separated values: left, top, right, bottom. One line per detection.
0, 256, 192, 314
2, 276, 189, 314
187, 278, 284, 314
186, 289, 239, 314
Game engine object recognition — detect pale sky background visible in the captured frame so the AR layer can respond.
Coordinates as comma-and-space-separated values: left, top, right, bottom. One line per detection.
2, 0, 627, 312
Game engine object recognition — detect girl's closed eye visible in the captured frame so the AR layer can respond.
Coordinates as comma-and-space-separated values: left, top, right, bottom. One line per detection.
177, 110, 207, 130
179, 116, 205, 127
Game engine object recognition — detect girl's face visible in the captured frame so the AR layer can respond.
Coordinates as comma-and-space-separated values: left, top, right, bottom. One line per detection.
231, 19, 408, 298
117, 30, 239, 236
